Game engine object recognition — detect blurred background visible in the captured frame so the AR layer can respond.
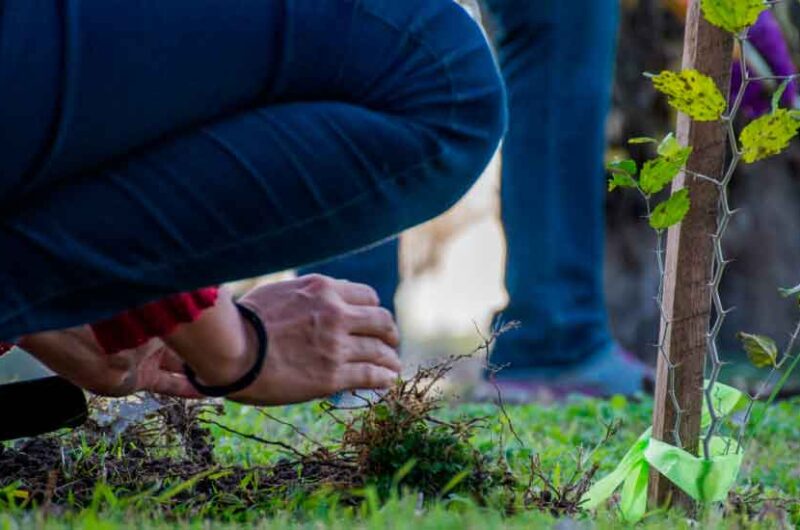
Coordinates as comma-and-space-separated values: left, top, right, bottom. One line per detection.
396, 0, 800, 380
3, 0, 800, 387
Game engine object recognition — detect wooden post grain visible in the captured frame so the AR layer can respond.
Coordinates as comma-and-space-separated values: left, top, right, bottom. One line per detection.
648, 0, 733, 511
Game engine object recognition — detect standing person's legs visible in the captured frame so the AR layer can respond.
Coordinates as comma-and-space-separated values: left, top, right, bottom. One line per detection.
481, 0, 645, 394
0, 0, 506, 340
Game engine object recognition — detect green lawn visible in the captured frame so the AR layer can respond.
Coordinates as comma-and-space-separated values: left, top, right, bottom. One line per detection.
2, 394, 799, 529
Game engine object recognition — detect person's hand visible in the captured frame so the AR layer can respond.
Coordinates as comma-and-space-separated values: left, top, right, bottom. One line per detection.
18, 327, 201, 398
226, 274, 401, 406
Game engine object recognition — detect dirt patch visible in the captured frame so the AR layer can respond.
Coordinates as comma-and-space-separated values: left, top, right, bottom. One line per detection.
0, 329, 601, 519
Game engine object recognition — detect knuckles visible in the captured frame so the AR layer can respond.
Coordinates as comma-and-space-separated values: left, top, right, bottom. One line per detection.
299, 274, 336, 295
362, 286, 380, 306
376, 307, 395, 327
304, 311, 349, 364
303, 299, 347, 332
323, 336, 349, 364
359, 367, 378, 388
360, 366, 391, 389
319, 302, 347, 328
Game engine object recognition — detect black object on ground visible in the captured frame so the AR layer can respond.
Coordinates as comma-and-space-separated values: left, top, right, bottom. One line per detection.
0, 376, 88, 441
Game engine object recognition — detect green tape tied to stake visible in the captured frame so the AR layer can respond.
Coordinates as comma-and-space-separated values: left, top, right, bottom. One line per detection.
581, 382, 748, 523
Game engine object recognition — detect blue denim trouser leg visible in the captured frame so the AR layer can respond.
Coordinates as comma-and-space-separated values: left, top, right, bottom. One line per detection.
485, 0, 618, 371
0, 0, 506, 340
307, 0, 619, 371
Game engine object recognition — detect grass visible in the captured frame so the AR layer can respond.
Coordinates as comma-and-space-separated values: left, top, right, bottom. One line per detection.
1, 392, 799, 529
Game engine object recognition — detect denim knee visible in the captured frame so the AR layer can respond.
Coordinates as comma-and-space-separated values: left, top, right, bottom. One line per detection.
359, 0, 508, 217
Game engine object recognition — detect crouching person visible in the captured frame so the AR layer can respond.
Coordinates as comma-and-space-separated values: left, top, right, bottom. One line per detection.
0, 0, 506, 406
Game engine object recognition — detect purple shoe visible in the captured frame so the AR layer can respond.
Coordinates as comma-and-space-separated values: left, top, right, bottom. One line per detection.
471, 345, 654, 404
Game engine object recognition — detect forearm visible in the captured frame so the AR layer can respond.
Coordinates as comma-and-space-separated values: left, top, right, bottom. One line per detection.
18, 275, 401, 406
163, 288, 258, 387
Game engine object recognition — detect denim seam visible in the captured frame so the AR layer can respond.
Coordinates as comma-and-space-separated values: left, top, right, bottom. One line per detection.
357, 2, 460, 128
1, 1, 482, 328
20, 0, 81, 196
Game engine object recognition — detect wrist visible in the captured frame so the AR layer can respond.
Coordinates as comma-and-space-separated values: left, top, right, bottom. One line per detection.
198, 306, 259, 386
165, 290, 257, 386
184, 302, 268, 397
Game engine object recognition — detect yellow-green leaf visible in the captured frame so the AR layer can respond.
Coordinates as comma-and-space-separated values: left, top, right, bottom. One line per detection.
701, 0, 768, 34
628, 137, 659, 145
657, 133, 683, 157
608, 159, 637, 176
651, 69, 726, 121
609, 173, 637, 192
737, 332, 778, 368
640, 145, 692, 195
650, 189, 690, 230
607, 159, 638, 191
739, 109, 800, 163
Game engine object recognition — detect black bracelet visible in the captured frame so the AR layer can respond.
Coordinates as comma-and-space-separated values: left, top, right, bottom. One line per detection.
184, 302, 268, 398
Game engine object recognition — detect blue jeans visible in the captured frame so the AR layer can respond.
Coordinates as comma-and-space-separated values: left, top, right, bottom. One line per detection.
305, 0, 618, 370
0, 0, 506, 340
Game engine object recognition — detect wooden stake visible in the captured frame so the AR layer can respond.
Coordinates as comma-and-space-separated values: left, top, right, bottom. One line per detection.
648, 0, 733, 511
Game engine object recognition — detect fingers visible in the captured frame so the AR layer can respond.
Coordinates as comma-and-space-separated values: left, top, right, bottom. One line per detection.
158, 347, 186, 373
296, 275, 396, 342
295, 274, 380, 306
147, 346, 202, 398
346, 306, 400, 347
148, 371, 204, 399
346, 337, 402, 373
334, 280, 380, 306
336, 363, 399, 392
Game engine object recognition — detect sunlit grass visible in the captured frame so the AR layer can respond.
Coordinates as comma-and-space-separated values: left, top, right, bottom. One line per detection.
2, 394, 799, 529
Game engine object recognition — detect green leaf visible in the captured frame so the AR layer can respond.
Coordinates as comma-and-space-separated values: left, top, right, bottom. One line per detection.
609, 173, 638, 192
652, 69, 727, 121
155, 468, 229, 503
373, 403, 391, 421
607, 159, 638, 191
440, 469, 472, 497
737, 332, 779, 368
701, 0, 768, 34
640, 145, 693, 195
628, 137, 659, 145
391, 458, 417, 490
650, 189, 691, 230
608, 159, 637, 177
657, 132, 683, 157
740, 108, 800, 163
610, 394, 628, 411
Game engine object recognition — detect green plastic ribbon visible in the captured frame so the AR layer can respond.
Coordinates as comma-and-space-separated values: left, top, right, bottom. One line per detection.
581, 382, 747, 523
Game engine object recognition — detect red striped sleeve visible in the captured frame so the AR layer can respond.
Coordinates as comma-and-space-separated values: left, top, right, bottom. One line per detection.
91, 287, 219, 354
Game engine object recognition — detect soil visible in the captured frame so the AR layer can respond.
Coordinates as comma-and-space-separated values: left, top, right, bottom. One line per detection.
0, 339, 597, 519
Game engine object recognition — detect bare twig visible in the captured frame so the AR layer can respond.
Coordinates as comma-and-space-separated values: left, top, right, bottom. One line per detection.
201, 419, 307, 459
